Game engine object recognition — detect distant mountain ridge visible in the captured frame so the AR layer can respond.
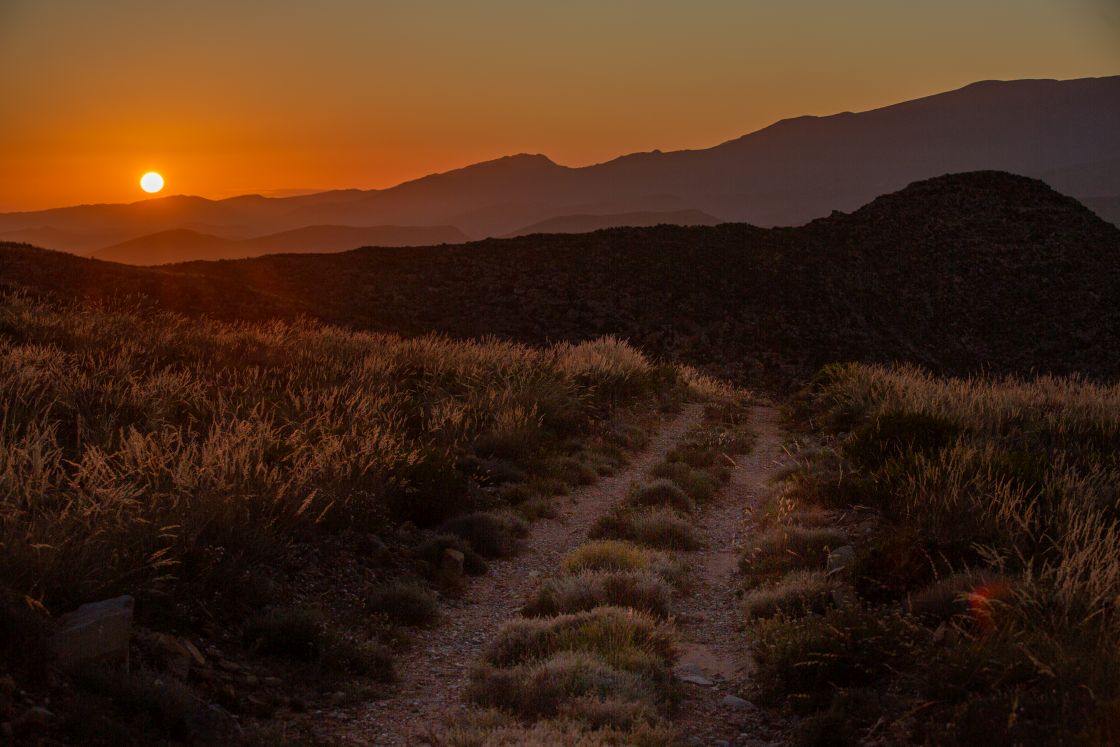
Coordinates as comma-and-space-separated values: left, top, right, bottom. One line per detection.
0, 75, 1116, 264
92, 224, 468, 265
4, 171, 1118, 389
503, 209, 721, 237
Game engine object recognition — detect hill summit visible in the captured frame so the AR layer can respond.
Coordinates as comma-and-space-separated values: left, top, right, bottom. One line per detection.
2, 171, 1118, 388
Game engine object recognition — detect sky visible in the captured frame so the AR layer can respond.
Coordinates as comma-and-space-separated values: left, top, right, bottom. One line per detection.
1, 0, 1117, 211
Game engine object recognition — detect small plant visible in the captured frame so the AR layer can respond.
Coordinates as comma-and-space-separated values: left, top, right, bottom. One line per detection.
483, 606, 674, 671
367, 581, 439, 627
243, 607, 322, 660
590, 507, 705, 551
438, 511, 529, 558
522, 571, 672, 618
740, 525, 847, 581
562, 541, 652, 574
416, 534, 489, 576
742, 570, 836, 619
628, 479, 696, 513
649, 461, 720, 503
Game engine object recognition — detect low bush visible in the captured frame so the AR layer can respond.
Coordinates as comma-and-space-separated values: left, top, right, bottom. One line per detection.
561, 542, 691, 590
740, 525, 847, 582
750, 605, 928, 709
483, 607, 674, 673
562, 541, 651, 574
742, 570, 836, 619
416, 534, 489, 576
649, 461, 720, 503
64, 665, 205, 745
590, 507, 705, 551
438, 511, 529, 558
242, 607, 393, 680
627, 479, 696, 514
367, 581, 439, 627
467, 652, 666, 721
522, 571, 672, 618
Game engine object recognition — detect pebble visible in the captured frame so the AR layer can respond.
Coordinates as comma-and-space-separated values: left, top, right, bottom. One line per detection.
680, 673, 715, 686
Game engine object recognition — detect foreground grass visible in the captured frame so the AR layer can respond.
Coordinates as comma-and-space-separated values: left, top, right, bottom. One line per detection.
0, 292, 700, 741
746, 363, 1120, 745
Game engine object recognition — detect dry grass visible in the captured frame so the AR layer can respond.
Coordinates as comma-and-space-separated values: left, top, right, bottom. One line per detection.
590, 506, 705, 551
755, 363, 1120, 742
742, 570, 836, 619
0, 293, 684, 615
522, 571, 672, 618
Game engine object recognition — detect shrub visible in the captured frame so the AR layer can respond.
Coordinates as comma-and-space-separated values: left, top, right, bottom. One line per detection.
438, 511, 529, 558
243, 607, 322, 661
562, 541, 652, 574
743, 571, 836, 619
64, 665, 206, 744
741, 525, 847, 581
523, 571, 672, 618
750, 606, 928, 708
590, 507, 704, 551
467, 652, 666, 721
367, 581, 439, 627
649, 461, 720, 503
628, 479, 696, 514
545, 455, 599, 487
483, 607, 674, 673
416, 534, 489, 576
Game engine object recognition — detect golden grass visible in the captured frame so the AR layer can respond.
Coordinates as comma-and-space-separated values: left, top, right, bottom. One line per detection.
0, 292, 682, 612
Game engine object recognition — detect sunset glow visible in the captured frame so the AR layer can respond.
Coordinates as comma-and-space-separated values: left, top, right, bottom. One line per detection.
1, 1, 1117, 211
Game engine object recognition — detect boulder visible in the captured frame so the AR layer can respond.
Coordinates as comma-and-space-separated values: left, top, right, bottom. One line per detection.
441, 548, 465, 579
50, 595, 133, 668
827, 545, 857, 574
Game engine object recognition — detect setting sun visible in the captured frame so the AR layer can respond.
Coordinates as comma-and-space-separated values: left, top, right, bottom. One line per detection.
140, 172, 164, 194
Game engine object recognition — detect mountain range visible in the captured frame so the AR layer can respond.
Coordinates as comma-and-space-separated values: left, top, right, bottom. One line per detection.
3, 171, 1117, 389
0, 75, 1116, 265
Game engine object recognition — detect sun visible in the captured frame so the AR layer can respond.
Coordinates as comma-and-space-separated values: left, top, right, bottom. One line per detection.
140, 171, 164, 194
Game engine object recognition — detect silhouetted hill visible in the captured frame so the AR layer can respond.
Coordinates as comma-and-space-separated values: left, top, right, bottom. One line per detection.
504, 210, 721, 237
2, 77, 1116, 249
3, 172, 1117, 389
92, 224, 468, 265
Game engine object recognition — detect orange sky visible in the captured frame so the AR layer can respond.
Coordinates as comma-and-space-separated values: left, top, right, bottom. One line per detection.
1, 0, 1117, 211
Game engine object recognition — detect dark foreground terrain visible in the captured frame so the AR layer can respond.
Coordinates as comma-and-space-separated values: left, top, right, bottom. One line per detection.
3, 171, 1119, 391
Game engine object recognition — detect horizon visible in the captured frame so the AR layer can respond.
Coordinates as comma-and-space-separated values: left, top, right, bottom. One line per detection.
4, 73, 1118, 215
2, 0, 1118, 211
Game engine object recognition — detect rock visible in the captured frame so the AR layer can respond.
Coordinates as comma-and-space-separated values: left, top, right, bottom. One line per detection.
181, 638, 207, 668
827, 545, 856, 574
679, 673, 715, 686
50, 595, 133, 668
714, 740, 730, 747
721, 694, 754, 711
0, 674, 15, 696
154, 633, 193, 678
13, 706, 53, 731
441, 548, 465, 579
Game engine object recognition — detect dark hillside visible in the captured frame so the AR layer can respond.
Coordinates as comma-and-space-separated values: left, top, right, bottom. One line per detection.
3, 172, 1118, 388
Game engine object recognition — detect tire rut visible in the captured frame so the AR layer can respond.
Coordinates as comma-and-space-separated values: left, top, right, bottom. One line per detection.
672, 405, 791, 745
319, 404, 705, 745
